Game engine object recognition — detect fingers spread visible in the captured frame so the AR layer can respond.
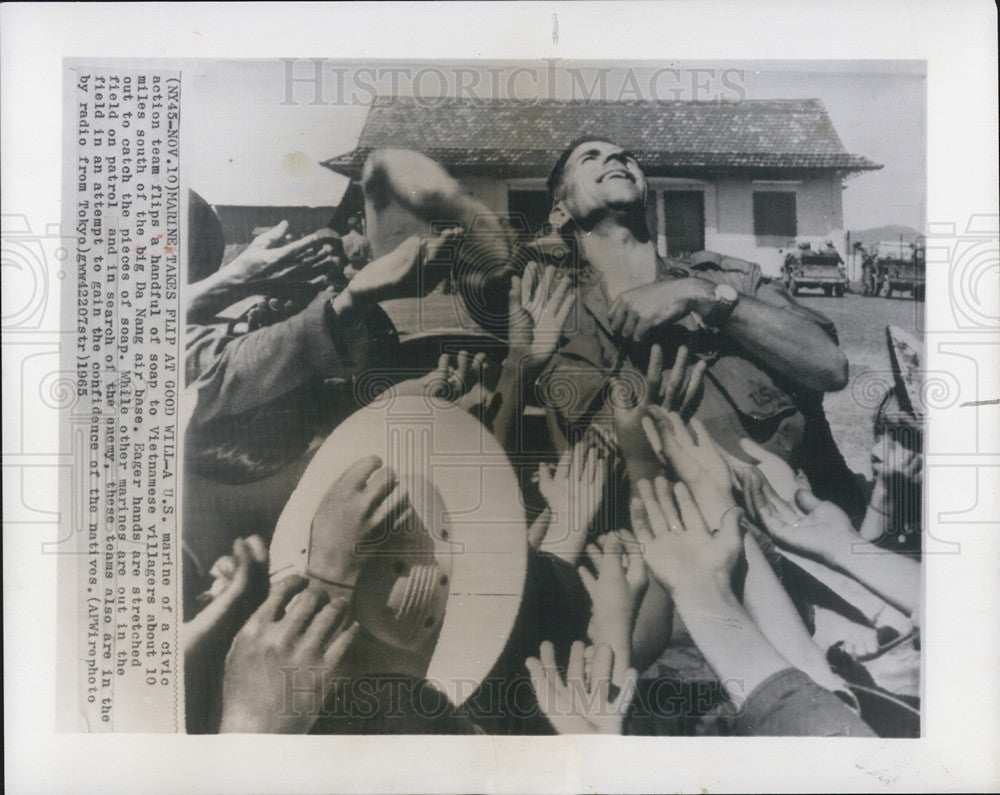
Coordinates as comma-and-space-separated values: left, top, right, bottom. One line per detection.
539, 640, 559, 674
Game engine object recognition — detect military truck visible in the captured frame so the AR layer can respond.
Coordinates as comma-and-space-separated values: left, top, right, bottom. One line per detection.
874, 239, 925, 301
781, 241, 848, 297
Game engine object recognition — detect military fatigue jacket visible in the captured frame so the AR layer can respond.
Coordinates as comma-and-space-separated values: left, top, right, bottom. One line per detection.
520, 215, 840, 464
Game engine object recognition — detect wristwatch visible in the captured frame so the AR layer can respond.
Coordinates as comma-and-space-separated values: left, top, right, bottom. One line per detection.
701, 283, 739, 332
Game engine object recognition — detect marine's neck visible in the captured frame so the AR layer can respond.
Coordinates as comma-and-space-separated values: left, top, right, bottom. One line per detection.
577, 216, 658, 297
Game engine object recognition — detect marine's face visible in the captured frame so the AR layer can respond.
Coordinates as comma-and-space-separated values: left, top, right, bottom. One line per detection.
559, 141, 647, 219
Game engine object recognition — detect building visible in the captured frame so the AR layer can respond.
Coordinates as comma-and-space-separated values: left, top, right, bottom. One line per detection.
323, 97, 881, 276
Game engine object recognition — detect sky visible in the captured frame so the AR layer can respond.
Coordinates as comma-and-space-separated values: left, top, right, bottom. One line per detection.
184, 59, 925, 232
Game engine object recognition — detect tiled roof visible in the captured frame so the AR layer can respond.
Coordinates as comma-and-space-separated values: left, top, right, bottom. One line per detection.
323, 97, 882, 179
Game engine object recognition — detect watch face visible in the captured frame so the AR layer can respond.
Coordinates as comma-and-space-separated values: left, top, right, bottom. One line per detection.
716, 284, 739, 303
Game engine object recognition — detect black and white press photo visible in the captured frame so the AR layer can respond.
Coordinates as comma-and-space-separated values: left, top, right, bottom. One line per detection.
5, 4, 997, 792
179, 59, 925, 738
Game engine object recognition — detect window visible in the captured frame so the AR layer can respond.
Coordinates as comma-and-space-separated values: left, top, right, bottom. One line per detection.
507, 189, 550, 239
753, 191, 797, 240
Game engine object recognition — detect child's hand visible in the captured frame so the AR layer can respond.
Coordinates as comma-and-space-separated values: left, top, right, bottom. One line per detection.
645, 343, 707, 418
421, 350, 489, 411
631, 477, 744, 596
526, 640, 637, 735
647, 408, 735, 529
536, 440, 608, 564
578, 531, 647, 685
306, 455, 410, 589
220, 576, 358, 734
507, 261, 576, 362
742, 467, 856, 561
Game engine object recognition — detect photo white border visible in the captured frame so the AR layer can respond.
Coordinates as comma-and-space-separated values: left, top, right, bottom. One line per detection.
3, 2, 998, 792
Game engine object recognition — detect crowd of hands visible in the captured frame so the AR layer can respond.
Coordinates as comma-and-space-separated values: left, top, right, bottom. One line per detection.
185, 223, 921, 735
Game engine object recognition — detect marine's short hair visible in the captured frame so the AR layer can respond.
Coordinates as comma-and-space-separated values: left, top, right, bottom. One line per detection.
546, 135, 620, 209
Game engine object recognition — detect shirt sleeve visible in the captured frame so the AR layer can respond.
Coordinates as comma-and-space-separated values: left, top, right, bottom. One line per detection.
734, 668, 876, 737
184, 290, 352, 426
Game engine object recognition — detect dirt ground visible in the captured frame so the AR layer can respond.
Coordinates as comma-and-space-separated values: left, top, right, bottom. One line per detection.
382, 289, 924, 480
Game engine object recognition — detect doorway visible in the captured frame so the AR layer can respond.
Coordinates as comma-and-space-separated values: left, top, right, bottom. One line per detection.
663, 190, 705, 256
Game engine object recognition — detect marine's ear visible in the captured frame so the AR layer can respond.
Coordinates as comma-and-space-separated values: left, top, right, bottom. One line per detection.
547, 202, 573, 230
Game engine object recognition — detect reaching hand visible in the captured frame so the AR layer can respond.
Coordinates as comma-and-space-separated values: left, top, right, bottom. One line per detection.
737, 437, 800, 502
526, 640, 637, 735
741, 468, 856, 560
306, 455, 410, 589
631, 478, 744, 596
507, 261, 576, 361
220, 576, 358, 734
222, 221, 343, 288
647, 408, 735, 529
535, 439, 608, 564
421, 350, 489, 412
183, 536, 270, 732
645, 343, 707, 418
345, 227, 462, 306
578, 531, 647, 684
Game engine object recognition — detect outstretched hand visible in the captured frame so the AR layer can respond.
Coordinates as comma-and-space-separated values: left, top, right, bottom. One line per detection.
533, 439, 608, 564
421, 350, 490, 412
578, 531, 647, 685
183, 535, 270, 733
631, 477, 744, 596
508, 261, 576, 362
220, 575, 358, 734
223, 221, 343, 288
742, 467, 856, 561
526, 640, 637, 735
645, 343, 707, 418
647, 408, 736, 530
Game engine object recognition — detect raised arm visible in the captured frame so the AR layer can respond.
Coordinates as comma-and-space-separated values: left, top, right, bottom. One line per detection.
487, 262, 575, 452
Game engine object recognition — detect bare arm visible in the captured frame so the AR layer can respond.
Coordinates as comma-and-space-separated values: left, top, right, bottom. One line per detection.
608, 276, 848, 392
721, 287, 848, 392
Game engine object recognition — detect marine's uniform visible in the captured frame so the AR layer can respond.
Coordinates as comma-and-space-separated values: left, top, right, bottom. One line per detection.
519, 213, 865, 517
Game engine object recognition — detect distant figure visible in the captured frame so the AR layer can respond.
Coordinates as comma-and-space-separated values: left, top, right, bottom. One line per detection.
341, 215, 373, 279
861, 252, 876, 296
